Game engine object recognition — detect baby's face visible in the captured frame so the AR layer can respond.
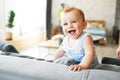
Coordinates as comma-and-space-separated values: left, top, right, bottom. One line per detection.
61, 10, 86, 39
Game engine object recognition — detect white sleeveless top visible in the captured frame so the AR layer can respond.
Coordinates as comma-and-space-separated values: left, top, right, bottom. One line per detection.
61, 32, 98, 64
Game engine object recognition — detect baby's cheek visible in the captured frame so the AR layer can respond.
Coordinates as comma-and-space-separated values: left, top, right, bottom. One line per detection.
63, 29, 67, 34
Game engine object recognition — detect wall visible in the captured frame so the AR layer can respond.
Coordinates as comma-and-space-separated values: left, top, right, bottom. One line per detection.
52, 0, 116, 34
0, 0, 47, 41
0, 0, 117, 40
0, 0, 47, 50
0, 0, 6, 40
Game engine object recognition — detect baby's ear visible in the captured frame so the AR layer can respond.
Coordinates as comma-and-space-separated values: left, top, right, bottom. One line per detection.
82, 22, 87, 29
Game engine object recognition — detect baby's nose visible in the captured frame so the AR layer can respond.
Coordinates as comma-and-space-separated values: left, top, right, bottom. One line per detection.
68, 23, 73, 28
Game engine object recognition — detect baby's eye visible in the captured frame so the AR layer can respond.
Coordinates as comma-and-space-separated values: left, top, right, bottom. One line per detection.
63, 23, 68, 26
72, 20, 77, 23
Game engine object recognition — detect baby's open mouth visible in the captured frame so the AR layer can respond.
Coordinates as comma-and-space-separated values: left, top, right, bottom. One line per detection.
68, 30, 76, 35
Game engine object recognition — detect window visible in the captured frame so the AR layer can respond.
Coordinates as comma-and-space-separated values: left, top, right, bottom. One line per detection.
5, 0, 47, 37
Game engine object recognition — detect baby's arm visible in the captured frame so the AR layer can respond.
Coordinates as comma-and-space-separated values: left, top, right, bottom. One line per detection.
116, 46, 120, 58
116, 33, 120, 58
69, 35, 94, 71
54, 47, 65, 60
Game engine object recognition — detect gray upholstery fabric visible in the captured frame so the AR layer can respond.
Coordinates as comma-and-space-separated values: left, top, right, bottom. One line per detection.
53, 56, 99, 67
87, 69, 120, 80
0, 55, 120, 80
93, 64, 120, 71
53, 57, 74, 66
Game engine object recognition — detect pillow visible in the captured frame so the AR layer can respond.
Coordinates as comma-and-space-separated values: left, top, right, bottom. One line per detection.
0, 41, 19, 53
86, 23, 103, 29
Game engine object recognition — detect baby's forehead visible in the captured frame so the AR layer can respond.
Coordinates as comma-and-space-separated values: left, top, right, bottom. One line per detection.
61, 10, 82, 20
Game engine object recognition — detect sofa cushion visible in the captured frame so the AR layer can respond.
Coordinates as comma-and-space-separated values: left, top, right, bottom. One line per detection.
0, 55, 120, 80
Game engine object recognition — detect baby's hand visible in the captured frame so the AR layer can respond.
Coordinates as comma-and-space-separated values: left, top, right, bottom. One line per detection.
69, 64, 82, 71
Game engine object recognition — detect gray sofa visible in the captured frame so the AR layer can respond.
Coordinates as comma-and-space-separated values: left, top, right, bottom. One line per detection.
0, 53, 120, 80
0, 41, 120, 80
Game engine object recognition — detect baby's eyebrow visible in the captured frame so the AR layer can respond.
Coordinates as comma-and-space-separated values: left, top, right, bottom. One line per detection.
71, 18, 79, 21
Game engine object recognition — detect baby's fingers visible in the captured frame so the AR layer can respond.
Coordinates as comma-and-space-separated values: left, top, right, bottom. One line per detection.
69, 65, 81, 71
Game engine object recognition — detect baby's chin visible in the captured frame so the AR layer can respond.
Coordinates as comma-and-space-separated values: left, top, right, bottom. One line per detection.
68, 34, 79, 39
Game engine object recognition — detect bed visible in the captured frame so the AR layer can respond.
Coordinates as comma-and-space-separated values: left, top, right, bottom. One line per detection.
84, 20, 106, 44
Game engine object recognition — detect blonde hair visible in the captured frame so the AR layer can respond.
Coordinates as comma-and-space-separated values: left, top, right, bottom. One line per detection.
62, 7, 85, 22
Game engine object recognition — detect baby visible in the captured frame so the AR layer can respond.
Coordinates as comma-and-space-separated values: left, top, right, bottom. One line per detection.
54, 7, 98, 71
